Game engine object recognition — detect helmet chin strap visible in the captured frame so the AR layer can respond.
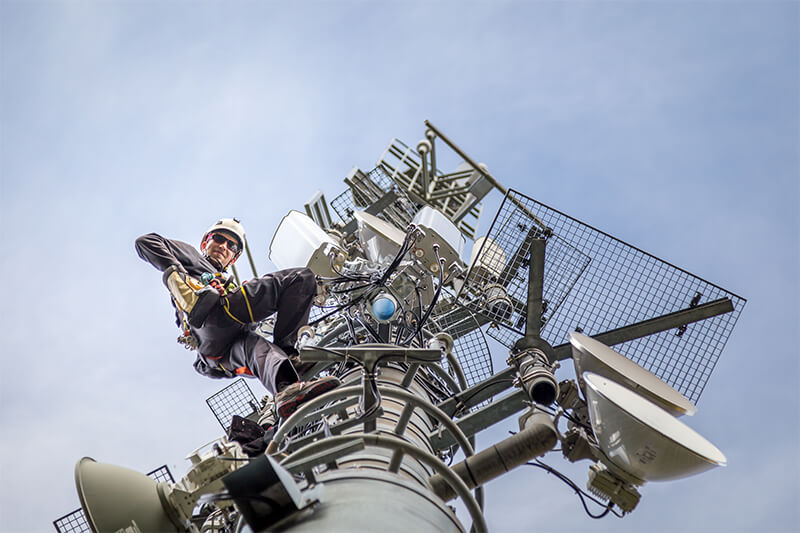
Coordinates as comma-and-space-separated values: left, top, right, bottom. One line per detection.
205, 251, 239, 272
207, 255, 223, 270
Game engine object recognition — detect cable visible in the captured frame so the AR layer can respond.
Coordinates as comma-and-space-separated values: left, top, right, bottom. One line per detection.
378, 227, 418, 285
345, 315, 358, 345
310, 295, 367, 326
355, 315, 383, 343
401, 248, 446, 345
524, 460, 624, 519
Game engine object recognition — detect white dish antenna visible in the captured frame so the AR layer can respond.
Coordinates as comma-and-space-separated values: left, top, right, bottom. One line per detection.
569, 332, 696, 416
354, 210, 407, 264
270, 210, 343, 276
75, 457, 180, 532
583, 373, 726, 483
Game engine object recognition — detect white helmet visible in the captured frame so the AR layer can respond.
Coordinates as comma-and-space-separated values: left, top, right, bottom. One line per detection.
201, 218, 246, 263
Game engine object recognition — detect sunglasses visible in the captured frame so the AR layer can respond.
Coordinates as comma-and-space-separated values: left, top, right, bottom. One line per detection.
209, 232, 241, 254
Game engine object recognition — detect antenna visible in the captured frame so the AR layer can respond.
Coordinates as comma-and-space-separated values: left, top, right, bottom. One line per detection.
583, 372, 726, 482
53, 465, 174, 533
570, 332, 696, 416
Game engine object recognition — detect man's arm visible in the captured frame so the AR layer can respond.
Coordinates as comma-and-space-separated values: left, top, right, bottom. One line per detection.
135, 233, 216, 278
135, 233, 184, 272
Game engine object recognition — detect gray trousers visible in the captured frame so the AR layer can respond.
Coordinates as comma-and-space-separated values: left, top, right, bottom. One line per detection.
193, 267, 316, 394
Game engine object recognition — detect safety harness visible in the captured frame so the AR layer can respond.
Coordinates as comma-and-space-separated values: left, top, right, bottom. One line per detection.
173, 271, 257, 377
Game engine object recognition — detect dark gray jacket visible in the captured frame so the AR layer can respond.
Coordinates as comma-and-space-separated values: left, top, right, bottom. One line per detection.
135, 233, 245, 379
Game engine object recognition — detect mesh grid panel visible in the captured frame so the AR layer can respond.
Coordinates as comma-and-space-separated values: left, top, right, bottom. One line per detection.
461, 190, 745, 403
428, 296, 493, 387
206, 378, 260, 431
53, 509, 90, 533
146, 464, 175, 483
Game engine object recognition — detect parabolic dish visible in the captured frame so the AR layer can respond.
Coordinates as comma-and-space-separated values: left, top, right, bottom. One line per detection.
75, 457, 179, 532
569, 332, 696, 416
583, 373, 726, 483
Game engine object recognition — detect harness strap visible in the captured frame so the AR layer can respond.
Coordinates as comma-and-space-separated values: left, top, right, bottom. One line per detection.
221, 284, 256, 324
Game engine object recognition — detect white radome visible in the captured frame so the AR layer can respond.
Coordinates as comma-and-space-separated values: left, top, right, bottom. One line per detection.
583, 372, 726, 484
569, 332, 697, 416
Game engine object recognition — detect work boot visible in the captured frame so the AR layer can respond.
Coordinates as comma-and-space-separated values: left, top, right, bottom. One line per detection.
163, 265, 219, 327
257, 395, 277, 429
275, 376, 341, 420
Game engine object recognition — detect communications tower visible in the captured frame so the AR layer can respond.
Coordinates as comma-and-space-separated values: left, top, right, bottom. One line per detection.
55, 122, 745, 533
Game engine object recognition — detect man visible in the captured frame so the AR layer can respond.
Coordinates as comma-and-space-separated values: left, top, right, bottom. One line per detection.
135, 218, 339, 420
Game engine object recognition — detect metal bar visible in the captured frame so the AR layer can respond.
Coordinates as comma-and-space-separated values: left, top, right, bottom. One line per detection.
428, 185, 472, 200
433, 172, 473, 184
283, 439, 367, 474
437, 372, 517, 417
497, 227, 538, 290
388, 448, 405, 473
394, 403, 416, 436
419, 147, 429, 199
424, 120, 506, 194
526, 239, 546, 339
425, 120, 552, 234
557, 297, 736, 360
437, 297, 735, 415
244, 239, 258, 278
428, 132, 437, 181
401, 363, 420, 387
430, 389, 528, 449
230, 263, 241, 285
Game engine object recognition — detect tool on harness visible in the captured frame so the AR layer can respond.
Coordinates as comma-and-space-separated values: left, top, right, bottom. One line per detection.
163, 265, 220, 328
177, 329, 199, 350
200, 271, 235, 297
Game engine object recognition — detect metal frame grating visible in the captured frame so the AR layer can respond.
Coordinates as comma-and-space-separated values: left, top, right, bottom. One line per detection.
206, 378, 260, 431
463, 189, 745, 403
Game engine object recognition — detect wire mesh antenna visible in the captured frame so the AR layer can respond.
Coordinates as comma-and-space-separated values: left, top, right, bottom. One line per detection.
461, 189, 745, 404
206, 378, 261, 432
53, 466, 176, 532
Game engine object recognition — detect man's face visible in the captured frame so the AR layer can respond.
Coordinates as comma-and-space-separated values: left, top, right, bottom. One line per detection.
205, 231, 239, 268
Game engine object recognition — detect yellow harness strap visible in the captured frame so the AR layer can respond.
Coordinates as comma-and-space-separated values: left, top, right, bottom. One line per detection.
221, 283, 255, 325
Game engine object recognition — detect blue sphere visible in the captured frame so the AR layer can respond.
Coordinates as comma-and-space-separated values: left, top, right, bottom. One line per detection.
372, 297, 396, 321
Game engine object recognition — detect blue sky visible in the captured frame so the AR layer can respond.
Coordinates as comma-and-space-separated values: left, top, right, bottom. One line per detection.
1, 1, 797, 531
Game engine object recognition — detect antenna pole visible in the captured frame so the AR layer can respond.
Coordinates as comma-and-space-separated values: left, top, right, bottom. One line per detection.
244, 239, 258, 278
526, 238, 546, 340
